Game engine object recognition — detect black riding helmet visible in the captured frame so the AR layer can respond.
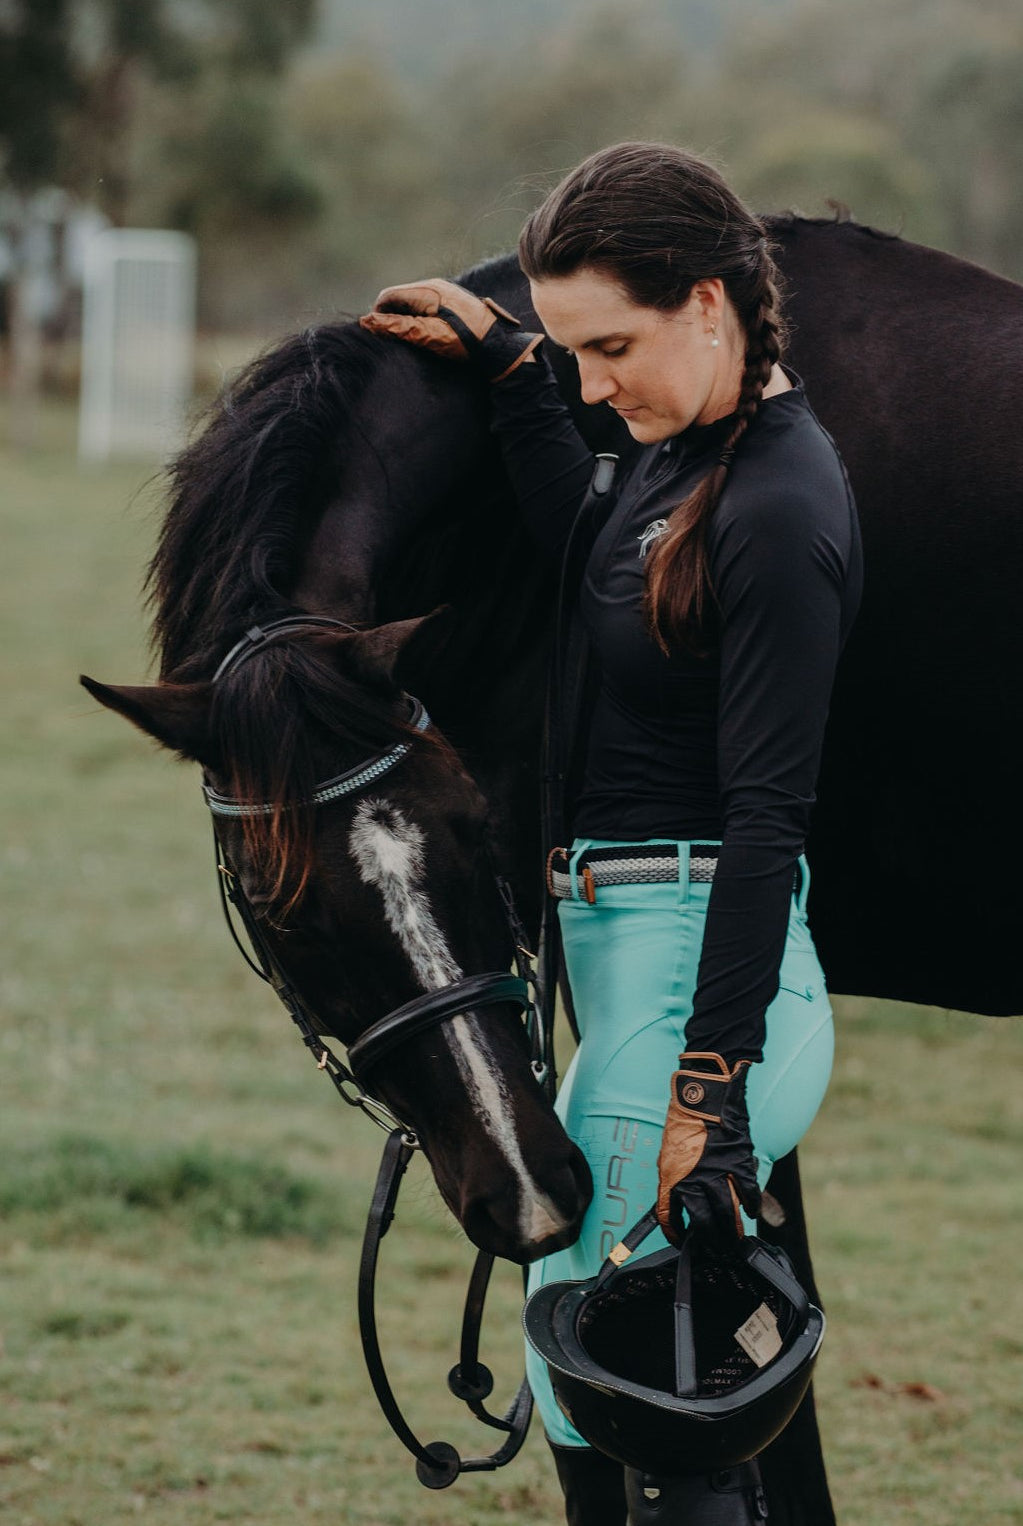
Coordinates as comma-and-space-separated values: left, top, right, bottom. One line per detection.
523, 1209, 824, 1475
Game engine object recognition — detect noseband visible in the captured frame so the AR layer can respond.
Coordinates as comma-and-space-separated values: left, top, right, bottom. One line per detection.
203, 614, 552, 1488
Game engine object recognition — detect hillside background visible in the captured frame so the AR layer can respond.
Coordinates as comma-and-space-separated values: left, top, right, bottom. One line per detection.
3, 0, 1020, 336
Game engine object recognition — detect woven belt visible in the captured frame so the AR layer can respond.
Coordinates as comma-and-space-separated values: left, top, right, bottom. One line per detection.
546, 844, 720, 904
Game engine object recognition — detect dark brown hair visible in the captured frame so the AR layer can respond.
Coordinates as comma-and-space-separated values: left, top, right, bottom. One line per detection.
519, 142, 786, 650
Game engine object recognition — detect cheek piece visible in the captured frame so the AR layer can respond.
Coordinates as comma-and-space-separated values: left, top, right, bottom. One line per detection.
656, 1053, 762, 1249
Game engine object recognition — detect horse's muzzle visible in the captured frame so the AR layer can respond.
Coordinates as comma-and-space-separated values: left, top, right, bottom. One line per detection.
459, 1141, 593, 1265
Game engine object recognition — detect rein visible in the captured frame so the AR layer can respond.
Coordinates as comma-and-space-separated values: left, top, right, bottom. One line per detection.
203, 615, 552, 1488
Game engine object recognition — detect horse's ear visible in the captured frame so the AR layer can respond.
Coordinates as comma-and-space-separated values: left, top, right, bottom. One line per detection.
338, 606, 456, 692
80, 676, 217, 765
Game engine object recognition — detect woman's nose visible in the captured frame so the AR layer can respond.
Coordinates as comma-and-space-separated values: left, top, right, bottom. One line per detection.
577, 359, 617, 406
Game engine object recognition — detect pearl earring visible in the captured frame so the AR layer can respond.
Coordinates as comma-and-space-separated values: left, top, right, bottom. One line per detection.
709, 324, 719, 349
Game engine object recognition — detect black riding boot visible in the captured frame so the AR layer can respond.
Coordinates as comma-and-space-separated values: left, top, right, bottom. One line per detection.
624, 1460, 769, 1525
549, 1442, 629, 1526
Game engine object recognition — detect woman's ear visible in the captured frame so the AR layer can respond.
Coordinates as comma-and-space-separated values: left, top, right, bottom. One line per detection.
690, 278, 726, 327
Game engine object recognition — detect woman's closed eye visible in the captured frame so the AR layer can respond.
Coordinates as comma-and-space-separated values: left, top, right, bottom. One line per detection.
562, 343, 629, 359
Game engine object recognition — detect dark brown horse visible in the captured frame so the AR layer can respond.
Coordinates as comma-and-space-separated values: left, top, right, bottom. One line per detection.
82, 215, 1023, 1525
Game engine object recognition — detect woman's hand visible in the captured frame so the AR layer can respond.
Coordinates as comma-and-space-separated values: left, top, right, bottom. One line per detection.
656, 1053, 762, 1249
360, 279, 542, 380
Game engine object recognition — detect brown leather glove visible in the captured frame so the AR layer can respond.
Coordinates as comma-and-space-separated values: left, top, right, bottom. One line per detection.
656, 1053, 762, 1249
359, 278, 542, 381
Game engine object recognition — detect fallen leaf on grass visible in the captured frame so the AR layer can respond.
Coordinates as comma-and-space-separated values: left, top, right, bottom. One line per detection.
850, 1372, 947, 1402
893, 1381, 946, 1402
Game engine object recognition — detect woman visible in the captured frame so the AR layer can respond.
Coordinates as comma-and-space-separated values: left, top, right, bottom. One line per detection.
360, 142, 862, 1525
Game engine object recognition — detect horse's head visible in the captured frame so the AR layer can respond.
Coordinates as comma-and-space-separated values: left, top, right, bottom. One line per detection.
81, 610, 591, 1263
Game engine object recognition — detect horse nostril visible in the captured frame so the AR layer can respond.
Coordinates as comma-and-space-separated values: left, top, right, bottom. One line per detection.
460, 1185, 523, 1258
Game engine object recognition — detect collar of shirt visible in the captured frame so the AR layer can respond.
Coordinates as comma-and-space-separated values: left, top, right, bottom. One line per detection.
660, 367, 806, 462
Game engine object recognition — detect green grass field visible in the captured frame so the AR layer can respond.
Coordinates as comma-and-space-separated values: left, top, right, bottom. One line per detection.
2, 403, 1022, 1526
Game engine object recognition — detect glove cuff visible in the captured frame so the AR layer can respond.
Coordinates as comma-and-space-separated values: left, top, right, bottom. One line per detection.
673, 1053, 751, 1122
437, 300, 544, 381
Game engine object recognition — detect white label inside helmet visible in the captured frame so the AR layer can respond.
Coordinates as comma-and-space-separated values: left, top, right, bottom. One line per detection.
734, 1304, 782, 1367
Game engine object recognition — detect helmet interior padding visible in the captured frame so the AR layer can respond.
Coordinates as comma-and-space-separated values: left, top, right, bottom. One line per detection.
580, 1247, 791, 1397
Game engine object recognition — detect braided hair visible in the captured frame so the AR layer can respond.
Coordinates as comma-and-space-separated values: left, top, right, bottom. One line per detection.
519, 142, 787, 651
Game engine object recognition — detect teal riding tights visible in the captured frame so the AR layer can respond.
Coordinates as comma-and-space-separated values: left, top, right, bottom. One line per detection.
525, 838, 835, 1449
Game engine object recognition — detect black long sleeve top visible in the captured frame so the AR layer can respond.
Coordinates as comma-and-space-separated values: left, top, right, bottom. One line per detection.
489, 349, 862, 1065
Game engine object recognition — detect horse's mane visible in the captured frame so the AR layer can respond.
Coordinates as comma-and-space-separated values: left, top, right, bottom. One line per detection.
146, 318, 436, 909
765, 207, 900, 241
148, 321, 381, 682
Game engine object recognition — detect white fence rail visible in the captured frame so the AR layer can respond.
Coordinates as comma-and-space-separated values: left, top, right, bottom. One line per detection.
78, 229, 196, 462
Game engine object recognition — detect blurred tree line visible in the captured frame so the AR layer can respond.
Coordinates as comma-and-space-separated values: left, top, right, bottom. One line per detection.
2, 0, 1022, 335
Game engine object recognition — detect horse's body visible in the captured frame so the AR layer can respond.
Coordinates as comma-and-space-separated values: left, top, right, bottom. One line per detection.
156, 218, 1023, 1013
416, 222, 1023, 1017
366, 219, 1023, 1015
84, 217, 1023, 1526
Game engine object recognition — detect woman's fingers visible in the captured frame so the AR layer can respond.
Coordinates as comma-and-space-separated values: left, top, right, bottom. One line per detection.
371, 280, 448, 316
358, 309, 468, 359
358, 281, 527, 372
359, 310, 426, 336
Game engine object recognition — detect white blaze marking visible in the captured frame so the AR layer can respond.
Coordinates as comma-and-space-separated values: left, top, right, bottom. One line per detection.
349, 797, 565, 1244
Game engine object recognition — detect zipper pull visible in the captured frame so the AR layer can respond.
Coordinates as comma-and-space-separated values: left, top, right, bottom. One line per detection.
592, 452, 618, 495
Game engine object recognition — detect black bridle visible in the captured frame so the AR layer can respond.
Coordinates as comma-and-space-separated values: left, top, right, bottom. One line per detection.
203, 615, 553, 1488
